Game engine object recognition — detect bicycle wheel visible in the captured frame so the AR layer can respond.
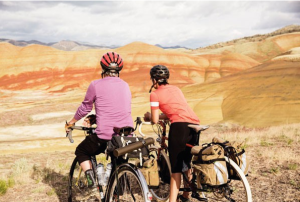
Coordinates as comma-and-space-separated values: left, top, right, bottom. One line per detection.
197, 156, 252, 202
149, 147, 172, 202
106, 163, 151, 202
68, 157, 100, 202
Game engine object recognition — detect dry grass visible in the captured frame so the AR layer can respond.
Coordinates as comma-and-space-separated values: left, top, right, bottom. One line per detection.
202, 123, 300, 164
0, 123, 299, 201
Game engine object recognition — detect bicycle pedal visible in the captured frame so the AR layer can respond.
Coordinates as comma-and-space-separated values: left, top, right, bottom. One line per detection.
191, 193, 208, 201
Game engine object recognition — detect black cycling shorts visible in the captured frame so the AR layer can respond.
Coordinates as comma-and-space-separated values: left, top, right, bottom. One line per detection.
75, 134, 108, 164
168, 122, 197, 173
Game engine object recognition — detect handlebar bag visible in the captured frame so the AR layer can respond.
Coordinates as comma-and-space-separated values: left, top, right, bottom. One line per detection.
192, 144, 228, 186
107, 135, 149, 159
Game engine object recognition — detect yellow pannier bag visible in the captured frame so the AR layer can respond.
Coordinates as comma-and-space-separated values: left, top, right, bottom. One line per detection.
192, 144, 228, 186
212, 137, 249, 177
140, 157, 160, 187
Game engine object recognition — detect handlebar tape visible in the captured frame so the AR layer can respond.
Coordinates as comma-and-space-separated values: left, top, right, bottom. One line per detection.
113, 137, 155, 157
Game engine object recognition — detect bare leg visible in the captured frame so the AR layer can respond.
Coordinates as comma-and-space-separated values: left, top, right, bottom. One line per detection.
169, 173, 181, 202
80, 160, 93, 172
182, 168, 192, 198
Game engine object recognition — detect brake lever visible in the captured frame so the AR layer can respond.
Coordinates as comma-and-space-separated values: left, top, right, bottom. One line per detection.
67, 129, 74, 143
65, 121, 74, 143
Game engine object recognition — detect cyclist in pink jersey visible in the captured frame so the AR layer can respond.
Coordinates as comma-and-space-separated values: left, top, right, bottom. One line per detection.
66, 52, 133, 187
144, 65, 200, 202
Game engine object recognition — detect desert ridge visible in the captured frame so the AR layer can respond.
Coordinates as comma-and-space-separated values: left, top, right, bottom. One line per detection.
0, 27, 300, 127
181, 55, 300, 127
0, 41, 261, 94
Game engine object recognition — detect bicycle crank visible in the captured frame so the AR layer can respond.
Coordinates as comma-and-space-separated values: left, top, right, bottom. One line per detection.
191, 192, 208, 201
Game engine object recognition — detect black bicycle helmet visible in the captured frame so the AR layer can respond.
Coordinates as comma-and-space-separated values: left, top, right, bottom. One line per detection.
150, 65, 170, 82
149, 65, 170, 93
100, 52, 124, 72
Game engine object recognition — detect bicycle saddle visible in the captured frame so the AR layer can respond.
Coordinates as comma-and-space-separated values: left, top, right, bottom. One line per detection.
113, 126, 135, 136
188, 125, 210, 133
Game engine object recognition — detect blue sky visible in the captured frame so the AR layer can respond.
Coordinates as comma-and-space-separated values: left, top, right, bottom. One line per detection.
0, 1, 299, 49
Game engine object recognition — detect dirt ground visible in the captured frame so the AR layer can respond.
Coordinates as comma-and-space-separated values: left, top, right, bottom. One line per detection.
0, 139, 299, 202
0, 92, 299, 201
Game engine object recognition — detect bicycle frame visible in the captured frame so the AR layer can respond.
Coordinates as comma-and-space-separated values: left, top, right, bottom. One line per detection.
137, 117, 252, 202
67, 123, 154, 202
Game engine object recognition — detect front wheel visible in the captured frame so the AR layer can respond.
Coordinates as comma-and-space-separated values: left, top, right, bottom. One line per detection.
68, 157, 100, 202
105, 164, 151, 202
197, 156, 252, 202
148, 147, 172, 202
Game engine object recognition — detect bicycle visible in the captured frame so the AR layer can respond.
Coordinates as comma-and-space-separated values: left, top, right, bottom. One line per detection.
138, 118, 252, 202
136, 117, 172, 202
66, 125, 155, 202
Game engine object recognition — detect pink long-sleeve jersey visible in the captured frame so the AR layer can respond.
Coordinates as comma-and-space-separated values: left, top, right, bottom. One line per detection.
74, 77, 133, 140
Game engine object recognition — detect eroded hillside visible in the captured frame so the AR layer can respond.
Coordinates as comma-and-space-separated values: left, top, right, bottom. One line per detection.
0, 26, 300, 128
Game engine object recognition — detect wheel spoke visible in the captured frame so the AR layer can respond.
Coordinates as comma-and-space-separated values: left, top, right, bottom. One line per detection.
107, 166, 146, 202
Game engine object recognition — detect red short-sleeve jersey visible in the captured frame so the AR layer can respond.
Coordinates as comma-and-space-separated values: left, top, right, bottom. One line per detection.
150, 85, 199, 124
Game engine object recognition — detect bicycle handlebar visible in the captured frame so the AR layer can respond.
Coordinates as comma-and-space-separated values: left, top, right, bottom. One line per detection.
138, 121, 151, 136
66, 126, 96, 143
113, 137, 155, 157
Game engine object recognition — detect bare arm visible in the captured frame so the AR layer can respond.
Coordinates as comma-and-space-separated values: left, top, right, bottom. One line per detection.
144, 110, 168, 124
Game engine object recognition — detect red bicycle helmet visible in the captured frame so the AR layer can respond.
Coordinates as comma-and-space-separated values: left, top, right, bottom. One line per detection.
100, 52, 124, 72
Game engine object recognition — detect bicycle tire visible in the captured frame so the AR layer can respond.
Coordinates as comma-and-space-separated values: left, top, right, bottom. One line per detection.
149, 147, 172, 202
68, 157, 100, 202
105, 163, 151, 202
197, 156, 252, 202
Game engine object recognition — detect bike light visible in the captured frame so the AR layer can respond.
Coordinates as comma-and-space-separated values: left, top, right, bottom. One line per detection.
147, 192, 153, 201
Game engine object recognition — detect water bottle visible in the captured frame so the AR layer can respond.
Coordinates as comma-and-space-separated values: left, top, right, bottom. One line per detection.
97, 163, 105, 185
103, 163, 112, 186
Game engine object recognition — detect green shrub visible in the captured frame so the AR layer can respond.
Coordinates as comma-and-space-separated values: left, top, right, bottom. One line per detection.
260, 140, 273, 146
46, 188, 56, 196
270, 167, 280, 174
0, 179, 8, 196
7, 177, 15, 188
288, 164, 297, 170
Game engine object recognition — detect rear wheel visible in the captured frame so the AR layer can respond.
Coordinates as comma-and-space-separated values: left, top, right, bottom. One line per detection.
196, 157, 252, 202
149, 147, 172, 202
106, 164, 149, 202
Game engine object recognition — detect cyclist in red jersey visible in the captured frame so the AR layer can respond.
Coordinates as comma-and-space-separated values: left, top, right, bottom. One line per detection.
144, 65, 200, 202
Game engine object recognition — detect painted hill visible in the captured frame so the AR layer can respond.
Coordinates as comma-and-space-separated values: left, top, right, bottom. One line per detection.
193, 25, 300, 63
0, 41, 260, 94
181, 48, 300, 127
1, 25, 300, 127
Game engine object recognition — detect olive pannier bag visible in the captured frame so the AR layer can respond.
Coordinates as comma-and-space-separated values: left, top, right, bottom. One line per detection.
192, 144, 228, 187
212, 137, 249, 179
139, 157, 160, 187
